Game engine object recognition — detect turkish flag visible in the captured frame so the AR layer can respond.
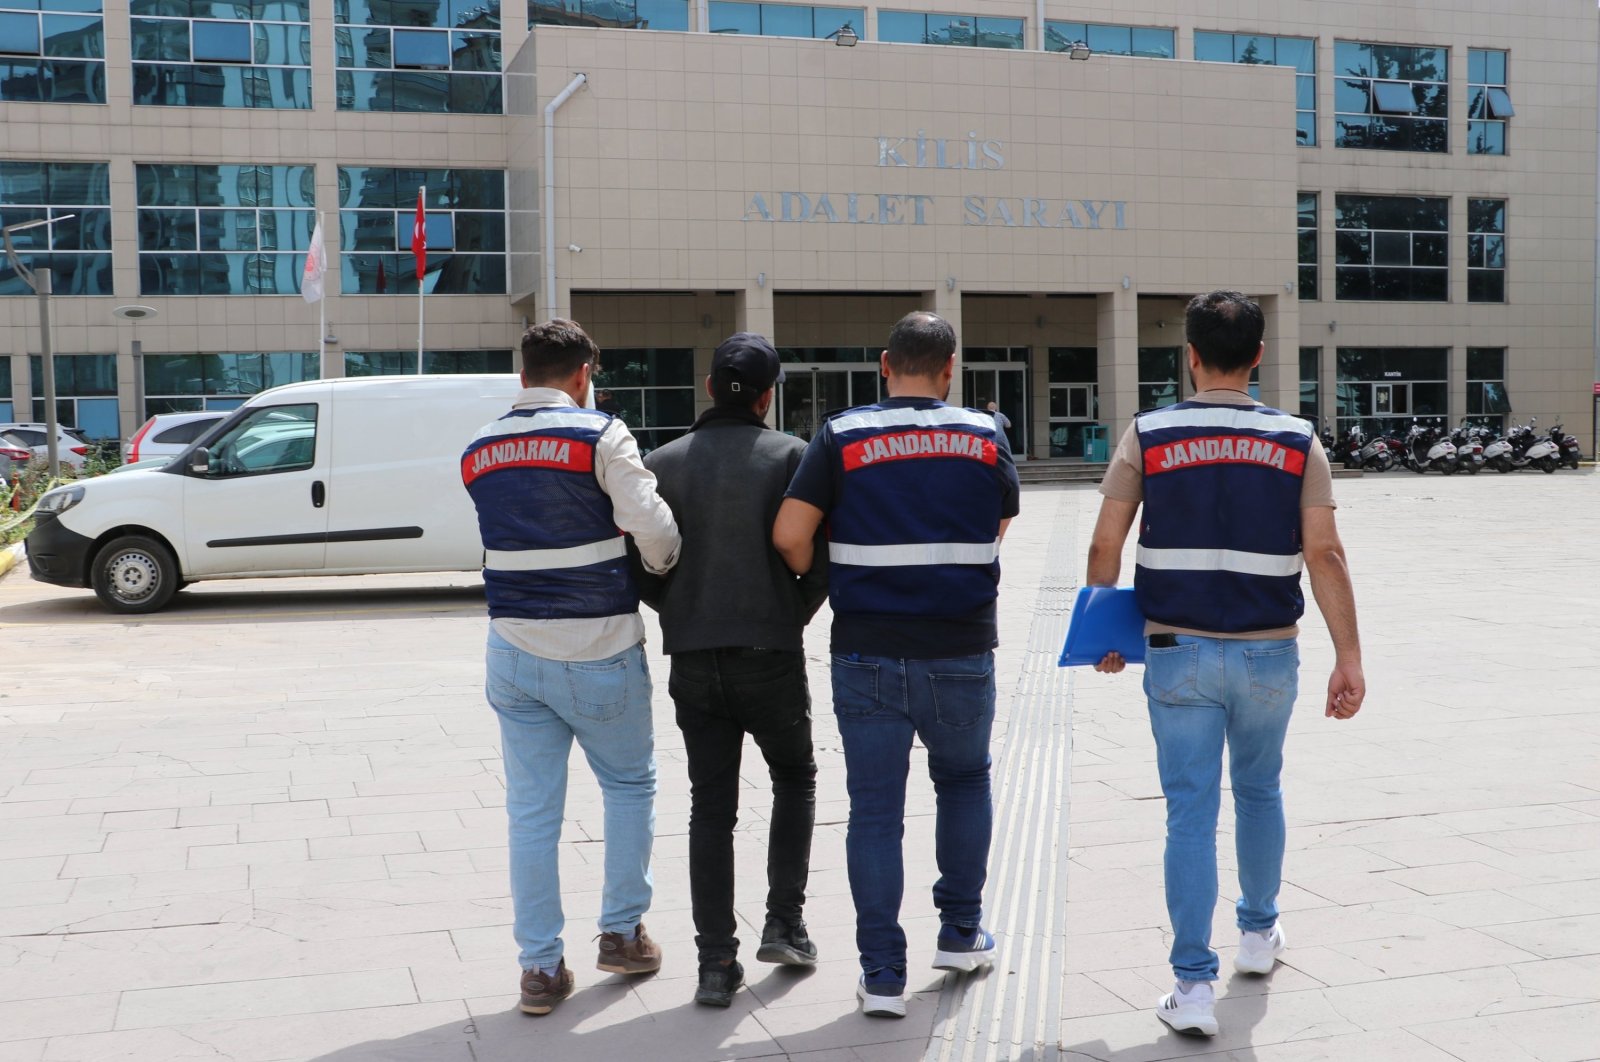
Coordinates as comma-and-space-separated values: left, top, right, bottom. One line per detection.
376, 258, 387, 294
411, 186, 427, 281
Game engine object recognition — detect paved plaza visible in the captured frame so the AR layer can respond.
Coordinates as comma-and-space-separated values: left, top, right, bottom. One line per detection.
1, 473, 1597, 1062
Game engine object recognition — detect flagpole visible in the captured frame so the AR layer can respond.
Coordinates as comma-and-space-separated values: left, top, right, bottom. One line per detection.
316, 210, 328, 378
416, 184, 426, 365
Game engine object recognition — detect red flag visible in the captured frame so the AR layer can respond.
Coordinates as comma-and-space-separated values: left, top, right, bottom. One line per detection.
376, 258, 387, 294
411, 186, 427, 281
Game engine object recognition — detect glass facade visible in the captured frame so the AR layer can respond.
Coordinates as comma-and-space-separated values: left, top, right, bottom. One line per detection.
592, 348, 694, 453
136, 163, 316, 295
132, 2, 311, 109
1045, 21, 1173, 59
336, 0, 501, 114
339, 166, 507, 295
1466, 347, 1510, 432
530, 0, 688, 31
0, 1, 104, 104
1467, 198, 1505, 303
1047, 346, 1099, 458
0, 160, 113, 296
1195, 31, 1315, 145
1298, 192, 1318, 299
144, 351, 319, 415
878, 11, 1023, 49
29, 352, 117, 439
1334, 194, 1448, 302
1137, 346, 1182, 409
1334, 347, 1448, 437
0, 355, 11, 422
1468, 48, 1511, 156
708, 2, 859, 39
1334, 41, 1448, 153
1299, 347, 1320, 422
345, 349, 514, 378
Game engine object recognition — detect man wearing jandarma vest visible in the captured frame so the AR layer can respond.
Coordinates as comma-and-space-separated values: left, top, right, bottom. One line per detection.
774, 311, 1021, 1018
461, 319, 681, 1016
1087, 291, 1364, 1038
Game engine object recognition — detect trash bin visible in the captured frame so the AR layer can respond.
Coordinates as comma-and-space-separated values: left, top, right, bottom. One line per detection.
1083, 424, 1109, 462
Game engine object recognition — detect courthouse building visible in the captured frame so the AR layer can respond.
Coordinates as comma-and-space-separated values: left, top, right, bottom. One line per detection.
2, 1, 1595, 460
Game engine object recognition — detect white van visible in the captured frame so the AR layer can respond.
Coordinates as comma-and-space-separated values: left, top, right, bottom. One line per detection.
27, 374, 522, 613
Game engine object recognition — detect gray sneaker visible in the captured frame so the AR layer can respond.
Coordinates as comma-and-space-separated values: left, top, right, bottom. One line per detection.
756, 917, 818, 967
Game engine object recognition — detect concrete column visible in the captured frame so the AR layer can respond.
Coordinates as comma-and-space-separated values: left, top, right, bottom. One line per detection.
922, 286, 963, 406
1096, 287, 1138, 439
10, 354, 31, 423
736, 286, 777, 425
1259, 293, 1299, 411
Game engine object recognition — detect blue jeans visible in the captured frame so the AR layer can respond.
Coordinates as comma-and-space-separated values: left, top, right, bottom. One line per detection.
1144, 635, 1298, 983
485, 629, 657, 972
832, 652, 996, 980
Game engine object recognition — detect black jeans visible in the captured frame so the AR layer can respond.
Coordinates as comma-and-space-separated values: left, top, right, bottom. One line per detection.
669, 647, 817, 966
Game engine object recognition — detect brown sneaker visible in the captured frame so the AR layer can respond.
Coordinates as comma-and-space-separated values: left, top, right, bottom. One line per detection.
596, 923, 662, 975
519, 960, 574, 1015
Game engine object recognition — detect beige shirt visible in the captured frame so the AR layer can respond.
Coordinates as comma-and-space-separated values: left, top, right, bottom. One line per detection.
1097, 388, 1335, 640
491, 387, 681, 662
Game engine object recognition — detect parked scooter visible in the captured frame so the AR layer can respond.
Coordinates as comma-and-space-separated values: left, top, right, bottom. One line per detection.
1549, 422, 1583, 470
1490, 418, 1562, 473
1450, 421, 1486, 474
1344, 427, 1394, 472
1404, 420, 1458, 474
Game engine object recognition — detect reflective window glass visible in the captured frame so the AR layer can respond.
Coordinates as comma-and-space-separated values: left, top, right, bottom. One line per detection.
760, 3, 810, 37
0, 160, 112, 296
0, 12, 41, 54
133, 8, 309, 108
0, 3, 102, 102
393, 28, 448, 68
876, 9, 923, 42
709, 2, 761, 33
1196, 31, 1316, 145
340, 4, 499, 111
1335, 40, 1447, 153
1334, 194, 1449, 302
1298, 192, 1318, 300
192, 18, 250, 61
338, 166, 506, 294
1468, 48, 1510, 155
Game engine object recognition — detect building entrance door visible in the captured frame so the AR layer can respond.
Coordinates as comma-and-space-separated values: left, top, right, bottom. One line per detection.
777, 365, 882, 440
961, 363, 1029, 457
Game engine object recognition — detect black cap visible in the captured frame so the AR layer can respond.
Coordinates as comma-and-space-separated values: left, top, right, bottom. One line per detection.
710, 332, 785, 402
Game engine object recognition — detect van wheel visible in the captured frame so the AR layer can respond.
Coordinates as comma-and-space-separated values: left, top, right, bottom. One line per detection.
91, 535, 179, 614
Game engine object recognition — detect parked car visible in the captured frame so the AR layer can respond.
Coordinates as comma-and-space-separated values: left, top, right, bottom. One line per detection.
0, 423, 92, 470
27, 374, 523, 613
1, 434, 32, 483
123, 411, 229, 465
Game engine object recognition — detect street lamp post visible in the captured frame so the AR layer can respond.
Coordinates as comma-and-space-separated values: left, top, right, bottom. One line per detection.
114, 305, 161, 428
3, 216, 72, 482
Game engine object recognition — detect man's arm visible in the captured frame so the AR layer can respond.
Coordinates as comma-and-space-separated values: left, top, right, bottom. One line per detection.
1087, 497, 1140, 587
1301, 505, 1365, 720
774, 498, 824, 574
594, 421, 680, 575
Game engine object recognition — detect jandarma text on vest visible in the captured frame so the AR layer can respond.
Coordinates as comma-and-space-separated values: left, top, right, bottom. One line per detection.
842, 430, 999, 471
462, 437, 594, 484
1143, 435, 1307, 476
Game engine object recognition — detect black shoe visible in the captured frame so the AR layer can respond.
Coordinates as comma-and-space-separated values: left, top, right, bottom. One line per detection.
756, 917, 818, 967
694, 960, 744, 1007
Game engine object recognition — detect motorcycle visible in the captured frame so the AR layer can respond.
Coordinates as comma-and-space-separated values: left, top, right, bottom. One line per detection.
1549, 422, 1582, 470
1404, 420, 1457, 475
1450, 421, 1486, 475
1489, 418, 1561, 473
1344, 427, 1393, 472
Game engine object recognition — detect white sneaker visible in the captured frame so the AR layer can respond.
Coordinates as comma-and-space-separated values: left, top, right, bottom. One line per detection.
1233, 923, 1286, 975
1155, 981, 1218, 1036
856, 974, 907, 1018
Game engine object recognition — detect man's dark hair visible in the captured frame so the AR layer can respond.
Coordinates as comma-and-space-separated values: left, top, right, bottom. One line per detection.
521, 318, 600, 385
885, 311, 957, 377
1185, 291, 1264, 374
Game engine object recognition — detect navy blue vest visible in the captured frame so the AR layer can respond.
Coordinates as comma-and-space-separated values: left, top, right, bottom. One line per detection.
1134, 401, 1314, 633
825, 402, 1006, 620
461, 406, 639, 621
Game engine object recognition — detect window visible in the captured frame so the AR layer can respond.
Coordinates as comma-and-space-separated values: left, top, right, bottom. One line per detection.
1195, 32, 1315, 145
1334, 41, 1447, 152
1047, 347, 1099, 459
201, 401, 317, 477
1299, 347, 1320, 423
133, 3, 311, 109
1468, 48, 1511, 155
343, 349, 514, 376
878, 11, 1023, 49
1298, 193, 1318, 299
28, 353, 117, 439
1137, 347, 1182, 410
0, 161, 113, 296
1334, 347, 1448, 438
1466, 347, 1510, 433
1467, 198, 1505, 303
338, 167, 507, 295
592, 348, 694, 453
136, 164, 315, 296
0, 355, 10, 421
337, 0, 501, 114
1046, 21, 1173, 59
0, 2, 104, 104
1334, 194, 1448, 302
530, 0, 689, 31
144, 351, 319, 416
708, 3, 860, 39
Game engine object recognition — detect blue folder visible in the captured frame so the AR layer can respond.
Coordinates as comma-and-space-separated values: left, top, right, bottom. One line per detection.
1058, 586, 1146, 667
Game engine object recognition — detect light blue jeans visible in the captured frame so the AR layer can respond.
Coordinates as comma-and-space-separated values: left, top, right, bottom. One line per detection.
1143, 635, 1298, 983
485, 628, 656, 972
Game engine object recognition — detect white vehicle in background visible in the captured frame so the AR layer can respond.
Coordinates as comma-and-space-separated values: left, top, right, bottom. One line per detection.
122, 411, 229, 465
0, 423, 93, 470
27, 374, 522, 613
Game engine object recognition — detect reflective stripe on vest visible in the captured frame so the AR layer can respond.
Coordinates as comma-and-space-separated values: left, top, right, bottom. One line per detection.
469, 410, 610, 442
829, 539, 1001, 567
1136, 545, 1305, 578
1137, 405, 1314, 437
485, 537, 627, 572
830, 405, 998, 434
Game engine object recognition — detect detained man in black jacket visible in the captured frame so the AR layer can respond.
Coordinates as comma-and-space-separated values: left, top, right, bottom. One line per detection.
638, 333, 829, 1008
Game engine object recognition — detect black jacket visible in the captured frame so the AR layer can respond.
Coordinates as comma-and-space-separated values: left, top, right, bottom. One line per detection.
637, 409, 828, 654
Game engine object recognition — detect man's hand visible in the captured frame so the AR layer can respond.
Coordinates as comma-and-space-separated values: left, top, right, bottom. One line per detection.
1095, 651, 1126, 674
1325, 658, 1364, 719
